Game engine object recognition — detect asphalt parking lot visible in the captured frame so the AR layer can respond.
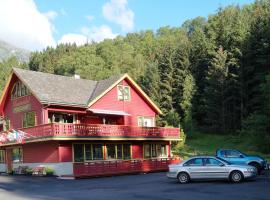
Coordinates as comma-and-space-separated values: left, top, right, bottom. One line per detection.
0, 172, 269, 200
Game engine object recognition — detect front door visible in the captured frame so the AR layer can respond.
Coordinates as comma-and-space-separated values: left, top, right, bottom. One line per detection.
6, 148, 13, 173
185, 158, 205, 179
203, 158, 229, 179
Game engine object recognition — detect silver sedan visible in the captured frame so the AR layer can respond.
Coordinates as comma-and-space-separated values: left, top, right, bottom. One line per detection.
167, 156, 257, 183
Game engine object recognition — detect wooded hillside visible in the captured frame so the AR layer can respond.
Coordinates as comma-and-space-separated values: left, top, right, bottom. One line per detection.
1, 0, 270, 152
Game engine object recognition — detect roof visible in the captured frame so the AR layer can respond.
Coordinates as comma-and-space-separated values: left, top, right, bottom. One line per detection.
0, 68, 162, 114
12, 68, 123, 108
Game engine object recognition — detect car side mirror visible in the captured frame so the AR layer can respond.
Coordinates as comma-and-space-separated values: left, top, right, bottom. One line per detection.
239, 155, 244, 158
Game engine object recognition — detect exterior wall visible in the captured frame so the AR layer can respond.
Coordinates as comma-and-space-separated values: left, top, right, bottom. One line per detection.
90, 79, 157, 126
23, 141, 59, 163
0, 163, 6, 172
3, 75, 44, 129
13, 162, 73, 176
132, 143, 143, 159
59, 142, 73, 162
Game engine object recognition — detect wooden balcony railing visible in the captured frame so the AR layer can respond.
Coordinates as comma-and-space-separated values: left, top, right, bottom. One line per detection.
0, 123, 180, 143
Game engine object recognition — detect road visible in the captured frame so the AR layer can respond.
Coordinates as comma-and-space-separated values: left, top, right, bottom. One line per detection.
0, 172, 269, 200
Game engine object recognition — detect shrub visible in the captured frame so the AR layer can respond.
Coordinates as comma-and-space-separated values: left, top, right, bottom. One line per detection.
45, 167, 54, 176
25, 168, 33, 175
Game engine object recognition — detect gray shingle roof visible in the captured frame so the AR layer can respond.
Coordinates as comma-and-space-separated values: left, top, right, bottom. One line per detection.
13, 68, 123, 108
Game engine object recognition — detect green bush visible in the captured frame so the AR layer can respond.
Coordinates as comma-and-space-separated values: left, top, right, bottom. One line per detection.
172, 128, 186, 154
25, 168, 33, 175
45, 167, 54, 176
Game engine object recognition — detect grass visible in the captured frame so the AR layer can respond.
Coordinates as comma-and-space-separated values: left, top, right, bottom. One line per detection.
173, 132, 270, 161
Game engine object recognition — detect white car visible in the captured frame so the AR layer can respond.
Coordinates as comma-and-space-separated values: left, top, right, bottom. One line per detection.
167, 156, 257, 183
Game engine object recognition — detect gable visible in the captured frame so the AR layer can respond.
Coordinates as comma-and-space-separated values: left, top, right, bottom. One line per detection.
89, 77, 161, 115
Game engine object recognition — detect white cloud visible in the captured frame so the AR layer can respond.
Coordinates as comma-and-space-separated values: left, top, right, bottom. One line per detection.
58, 34, 88, 46
44, 10, 58, 20
58, 25, 117, 46
0, 0, 56, 50
82, 25, 117, 42
103, 0, 134, 31
86, 15, 94, 22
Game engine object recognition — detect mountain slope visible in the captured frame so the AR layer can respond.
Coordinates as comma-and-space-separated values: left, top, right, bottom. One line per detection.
0, 40, 30, 62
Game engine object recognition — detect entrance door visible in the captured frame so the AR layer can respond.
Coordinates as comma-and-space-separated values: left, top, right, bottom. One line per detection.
6, 149, 13, 173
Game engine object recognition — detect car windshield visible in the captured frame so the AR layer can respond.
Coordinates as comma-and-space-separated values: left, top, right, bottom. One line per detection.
216, 157, 232, 165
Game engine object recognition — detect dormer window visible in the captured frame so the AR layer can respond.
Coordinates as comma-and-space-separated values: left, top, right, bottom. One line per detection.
117, 85, 130, 101
11, 81, 29, 99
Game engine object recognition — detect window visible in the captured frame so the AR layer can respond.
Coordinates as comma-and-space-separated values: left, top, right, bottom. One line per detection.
74, 144, 84, 162
85, 144, 92, 161
204, 158, 223, 166
225, 150, 241, 158
144, 144, 167, 158
11, 81, 29, 99
93, 144, 103, 160
106, 144, 131, 160
184, 158, 203, 166
0, 150, 5, 163
123, 144, 131, 159
138, 117, 154, 127
107, 144, 116, 159
12, 148, 23, 163
73, 144, 131, 162
144, 144, 151, 158
117, 85, 130, 101
73, 144, 104, 162
48, 113, 76, 123
23, 112, 36, 128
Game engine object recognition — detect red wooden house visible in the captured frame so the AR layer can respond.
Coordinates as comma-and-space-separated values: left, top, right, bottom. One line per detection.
0, 68, 180, 177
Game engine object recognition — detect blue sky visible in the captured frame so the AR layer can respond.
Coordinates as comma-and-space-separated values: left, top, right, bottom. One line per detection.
0, 0, 254, 50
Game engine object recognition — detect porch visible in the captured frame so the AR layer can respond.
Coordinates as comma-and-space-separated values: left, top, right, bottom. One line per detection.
73, 157, 181, 178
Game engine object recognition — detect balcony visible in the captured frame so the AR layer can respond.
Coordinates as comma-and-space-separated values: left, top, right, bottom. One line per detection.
0, 123, 180, 144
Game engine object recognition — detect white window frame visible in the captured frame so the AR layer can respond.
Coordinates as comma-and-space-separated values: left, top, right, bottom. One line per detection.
137, 116, 155, 127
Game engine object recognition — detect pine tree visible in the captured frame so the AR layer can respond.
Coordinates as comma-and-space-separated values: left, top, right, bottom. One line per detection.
204, 47, 228, 133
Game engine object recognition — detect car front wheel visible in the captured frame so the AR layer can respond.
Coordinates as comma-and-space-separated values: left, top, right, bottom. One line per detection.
177, 172, 190, 184
230, 171, 243, 183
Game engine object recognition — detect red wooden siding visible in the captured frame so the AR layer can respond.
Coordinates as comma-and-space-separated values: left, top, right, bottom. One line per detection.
23, 141, 59, 163
90, 79, 157, 126
59, 143, 73, 162
132, 143, 143, 159
3, 75, 43, 129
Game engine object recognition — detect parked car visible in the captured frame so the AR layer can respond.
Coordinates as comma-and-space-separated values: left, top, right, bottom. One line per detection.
216, 149, 268, 174
167, 156, 257, 183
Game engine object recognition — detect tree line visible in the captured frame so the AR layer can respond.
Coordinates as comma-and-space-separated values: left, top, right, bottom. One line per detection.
1, 0, 270, 152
